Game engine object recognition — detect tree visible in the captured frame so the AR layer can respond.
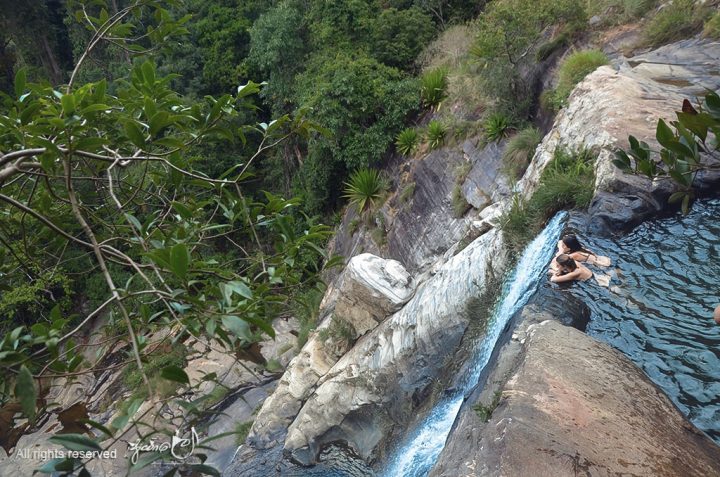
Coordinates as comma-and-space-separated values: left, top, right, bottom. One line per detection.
613, 93, 720, 214
0, 2, 333, 474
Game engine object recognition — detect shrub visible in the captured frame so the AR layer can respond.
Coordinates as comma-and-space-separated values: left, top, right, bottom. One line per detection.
343, 168, 388, 213
703, 11, 720, 39
399, 182, 416, 204
502, 127, 542, 180
452, 185, 471, 218
585, 0, 659, 25
473, 391, 503, 422
643, 0, 704, 47
500, 148, 595, 254
420, 67, 449, 107
396, 128, 420, 155
484, 112, 511, 142
426, 120, 447, 149
455, 161, 473, 184
554, 50, 609, 103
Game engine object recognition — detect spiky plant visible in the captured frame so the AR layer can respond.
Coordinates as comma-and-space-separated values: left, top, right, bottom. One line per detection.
420, 67, 448, 108
484, 112, 511, 142
343, 168, 388, 213
396, 128, 420, 156
426, 120, 446, 150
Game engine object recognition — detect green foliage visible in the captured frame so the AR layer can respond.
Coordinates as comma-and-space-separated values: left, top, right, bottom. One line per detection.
343, 168, 389, 213
455, 161, 473, 184
123, 345, 187, 399
451, 185, 471, 218
614, 93, 720, 214
318, 315, 357, 345
0, 10, 334, 473
503, 127, 542, 180
420, 67, 449, 107
236, 421, 254, 445
471, 0, 587, 119
473, 391, 502, 422
643, 0, 705, 47
0, 268, 71, 329
295, 53, 419, 211
396, 128, 420, 156
367, 8, 436, 70
426, 120, 447, 149
292, 282, 326, 350
399, 182, 417, 204
703, 11, 720, 39
554, 50, 609, 103
584, 0, 658, 25
500, 148, 596, 253
484, 112, 512, 142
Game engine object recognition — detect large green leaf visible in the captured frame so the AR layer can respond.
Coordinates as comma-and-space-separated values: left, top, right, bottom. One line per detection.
170, 243, 189, 280
222, 315, 251, 341
15, 365, 36, 420
48, 433, 102, 452
160, 365, 189, 384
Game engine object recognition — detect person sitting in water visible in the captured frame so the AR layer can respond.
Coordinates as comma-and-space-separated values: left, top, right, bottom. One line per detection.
714, 305, 720, 325
555, 234, 612, 268
550, 254, 592, 283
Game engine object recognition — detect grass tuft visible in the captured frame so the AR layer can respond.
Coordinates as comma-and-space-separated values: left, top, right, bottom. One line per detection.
484, 112, 511, 142
500, 148, 595, 254
502, 127, 542, 180
396, 128, 420, 156
554, 50, 609, 105
426, 120, 447, 149
643, 0, 705, 47
420, 67, 449, 108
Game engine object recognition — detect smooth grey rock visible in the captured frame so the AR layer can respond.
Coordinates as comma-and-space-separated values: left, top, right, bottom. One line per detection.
334, 254, 415, 337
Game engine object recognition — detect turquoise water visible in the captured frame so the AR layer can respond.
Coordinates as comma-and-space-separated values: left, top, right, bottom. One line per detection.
571, 199, 720, 442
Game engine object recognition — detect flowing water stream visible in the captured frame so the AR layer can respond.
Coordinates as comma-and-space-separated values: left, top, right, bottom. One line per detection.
382, 212, 567, 477
571, 199, 720, 443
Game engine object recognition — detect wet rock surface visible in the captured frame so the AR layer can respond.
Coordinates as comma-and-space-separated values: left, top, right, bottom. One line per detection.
432, 320, 720, 477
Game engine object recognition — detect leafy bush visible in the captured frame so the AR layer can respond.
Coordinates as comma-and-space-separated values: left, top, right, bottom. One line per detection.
503, 127, 542, 180
500, 148, 595, 253
343, 168, 389, 213
643, 0, 704, 47
484, 112, 511, 142
703, 11, 720, 39
554, 50, 609, 103
396, 128, 420, 155
426, 120, 447, 149
421, 67, 449, 107
368, 7, 436, 70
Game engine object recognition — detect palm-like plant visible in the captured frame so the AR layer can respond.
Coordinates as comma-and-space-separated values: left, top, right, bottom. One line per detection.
396, 128, 419, 156
343, 168, 388, 213
421, 67, 448, 108
426, 120, 446, 149
484, 112, 511, 142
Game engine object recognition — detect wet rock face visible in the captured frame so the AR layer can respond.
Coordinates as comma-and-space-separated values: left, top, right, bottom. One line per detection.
432, 320, 720, 477
334, 254, 415, 337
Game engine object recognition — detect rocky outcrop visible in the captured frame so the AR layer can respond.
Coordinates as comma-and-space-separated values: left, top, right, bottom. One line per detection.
518, 39, 720, 236
431, 320, 720, 477
334, 254, 415, 337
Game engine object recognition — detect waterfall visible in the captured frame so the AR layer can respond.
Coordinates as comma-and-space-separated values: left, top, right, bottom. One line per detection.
382, 212, 567, 477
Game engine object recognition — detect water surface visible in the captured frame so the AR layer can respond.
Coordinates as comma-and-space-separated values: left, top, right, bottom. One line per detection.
571, 199, 720, 442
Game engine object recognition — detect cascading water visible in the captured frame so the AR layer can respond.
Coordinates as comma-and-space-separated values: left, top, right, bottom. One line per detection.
382, 212, 567, 477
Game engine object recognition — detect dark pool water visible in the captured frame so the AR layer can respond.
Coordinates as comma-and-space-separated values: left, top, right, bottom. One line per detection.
566, 199, 720, 443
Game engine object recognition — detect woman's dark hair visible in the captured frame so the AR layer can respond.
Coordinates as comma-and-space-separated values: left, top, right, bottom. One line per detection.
556, 254, 577, 273
562, 234, 593, 255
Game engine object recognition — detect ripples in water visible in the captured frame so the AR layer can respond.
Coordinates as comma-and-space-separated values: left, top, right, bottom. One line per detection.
566, 199, 720, 442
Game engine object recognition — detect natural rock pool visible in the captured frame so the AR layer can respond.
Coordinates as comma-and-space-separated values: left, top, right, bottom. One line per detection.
572, 199, 720, 443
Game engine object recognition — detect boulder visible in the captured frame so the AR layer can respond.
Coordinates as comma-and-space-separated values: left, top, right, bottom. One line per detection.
334, 254, 415, 336
432, 320, 720, 477
280, 229, 507, 466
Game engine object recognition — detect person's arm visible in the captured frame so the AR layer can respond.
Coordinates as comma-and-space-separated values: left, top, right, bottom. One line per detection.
550, 269, 581, 283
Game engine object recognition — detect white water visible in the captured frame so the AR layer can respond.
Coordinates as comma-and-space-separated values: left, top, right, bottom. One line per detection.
382, 212, 567, 477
